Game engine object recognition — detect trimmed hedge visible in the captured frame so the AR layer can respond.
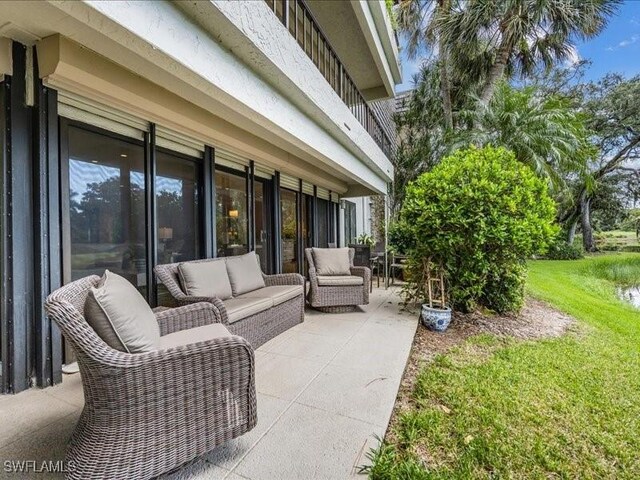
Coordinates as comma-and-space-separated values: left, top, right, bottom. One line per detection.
398, 146, 557, 313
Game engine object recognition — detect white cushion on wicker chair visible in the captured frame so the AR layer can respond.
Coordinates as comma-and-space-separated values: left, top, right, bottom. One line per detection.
177, 259, 232, 299
223, 297, 273, 323
317, 275, 363, 286
312, 247, 351, 275
225, 252, 266, 296
237, 285, 303, 306
84, 270, 160, 353
158, 323, 231, 350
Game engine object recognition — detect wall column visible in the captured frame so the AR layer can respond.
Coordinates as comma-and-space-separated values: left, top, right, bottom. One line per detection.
33, 47, 63, 387
1, 42, 34, 393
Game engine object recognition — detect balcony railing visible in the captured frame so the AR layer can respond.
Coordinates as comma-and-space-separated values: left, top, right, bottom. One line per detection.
265, 0, 393, 160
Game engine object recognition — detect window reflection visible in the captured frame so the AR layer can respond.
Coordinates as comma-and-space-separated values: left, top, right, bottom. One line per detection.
317, 198, 329, 248
156, 149, 201, 264
216, 169, 248, 256
281, 188, 298, 273
255, 180, 270, 273
67, 126, 147, 296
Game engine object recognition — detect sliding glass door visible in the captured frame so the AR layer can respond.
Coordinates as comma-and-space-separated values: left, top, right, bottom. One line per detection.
62, 121, 204, 305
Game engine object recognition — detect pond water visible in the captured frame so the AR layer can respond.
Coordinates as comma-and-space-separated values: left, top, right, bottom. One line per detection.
618, 286, 640, 309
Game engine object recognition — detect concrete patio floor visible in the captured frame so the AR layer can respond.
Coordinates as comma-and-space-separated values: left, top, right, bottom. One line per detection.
0, 286, 417, 480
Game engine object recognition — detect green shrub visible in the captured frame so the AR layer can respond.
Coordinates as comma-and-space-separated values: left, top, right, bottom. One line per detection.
399, 146, 557, 313
388, 220, 415, 254
546, 238, 584, 260
355, 233, 375, 247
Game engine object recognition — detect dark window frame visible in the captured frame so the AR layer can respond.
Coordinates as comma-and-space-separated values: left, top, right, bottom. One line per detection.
254, 175, 274, 274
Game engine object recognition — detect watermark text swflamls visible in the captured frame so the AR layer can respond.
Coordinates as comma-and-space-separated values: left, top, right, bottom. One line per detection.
3, 460, 76, 474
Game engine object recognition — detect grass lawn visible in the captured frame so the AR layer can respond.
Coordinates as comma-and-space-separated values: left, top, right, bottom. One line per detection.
593, 230, 639, 251
368, 254, 640, 479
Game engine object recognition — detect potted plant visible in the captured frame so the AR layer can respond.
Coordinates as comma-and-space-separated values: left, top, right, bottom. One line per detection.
355, 233, 375, 248
405, 258, 451, 332
421, 302, 452, 332
419, 259, 451, 332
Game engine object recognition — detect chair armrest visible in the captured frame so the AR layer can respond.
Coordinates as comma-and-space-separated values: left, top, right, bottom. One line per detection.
155, 302, 227, 335
306, 266, 318, 285
263, 272, 305, 287
84, 335, 256, 413
350, 266, 371, 283
163, 296, 229, 327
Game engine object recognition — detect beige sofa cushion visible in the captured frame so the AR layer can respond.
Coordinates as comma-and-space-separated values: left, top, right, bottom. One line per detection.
84, 270, 160, 353
317, 275, 364, 286
238, 285, 303, 306
178, 259, 232, 299
158, 323, 231, 350
225, 252, 265, 296
223, 297, 273, 323
312, 248, 351, 275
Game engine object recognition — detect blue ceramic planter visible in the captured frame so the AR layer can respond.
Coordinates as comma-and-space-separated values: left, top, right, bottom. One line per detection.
421, 305, 452, 332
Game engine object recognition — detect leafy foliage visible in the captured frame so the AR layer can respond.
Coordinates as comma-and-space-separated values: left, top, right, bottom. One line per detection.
399, 146, 557, 313
392, 70, 594, 213
454, 83, 593, 190
388, 219, 415, 255
355, 233, 375, 248
546, 238, 584, 260
552, 73, 640, 250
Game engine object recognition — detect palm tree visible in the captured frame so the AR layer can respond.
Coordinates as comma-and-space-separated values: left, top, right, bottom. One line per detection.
399, 0, 620, 110
452, 83, 593, 190
439, 0, 621, 107
397, 0, 454, 129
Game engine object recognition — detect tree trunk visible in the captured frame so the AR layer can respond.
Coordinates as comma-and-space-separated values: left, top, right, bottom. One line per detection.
567, 216, 578, 245
437, 0, 453, 130
439, 54, 453, 130
580, 193, 596, 252
479, 39, 511, 107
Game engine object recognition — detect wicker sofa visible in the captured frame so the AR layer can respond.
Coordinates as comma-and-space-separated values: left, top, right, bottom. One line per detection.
306, 247, 370, 312
44, 276, 256, 480
155, 254, 305, 348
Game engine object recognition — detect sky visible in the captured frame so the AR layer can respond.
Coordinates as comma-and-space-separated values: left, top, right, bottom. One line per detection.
395, 1, 640, 93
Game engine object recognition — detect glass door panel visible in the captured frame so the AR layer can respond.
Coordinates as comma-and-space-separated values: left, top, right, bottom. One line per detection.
281, 188, 298, 273
156, 149, 201, 264
317, 198, 329, 248
255, 179, 272, 273
216, 169, 248, 257
65, 125, 147, 297
156, 149, 202, 306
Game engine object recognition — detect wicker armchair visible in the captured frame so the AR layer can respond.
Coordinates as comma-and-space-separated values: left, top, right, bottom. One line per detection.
154, 258, 305, 348
44, 276, 256, 480
305, 248, 370, 312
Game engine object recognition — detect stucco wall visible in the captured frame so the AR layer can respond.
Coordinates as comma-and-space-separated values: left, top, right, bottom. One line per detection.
53, 0, 394, 193
0, 37, 11, 77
